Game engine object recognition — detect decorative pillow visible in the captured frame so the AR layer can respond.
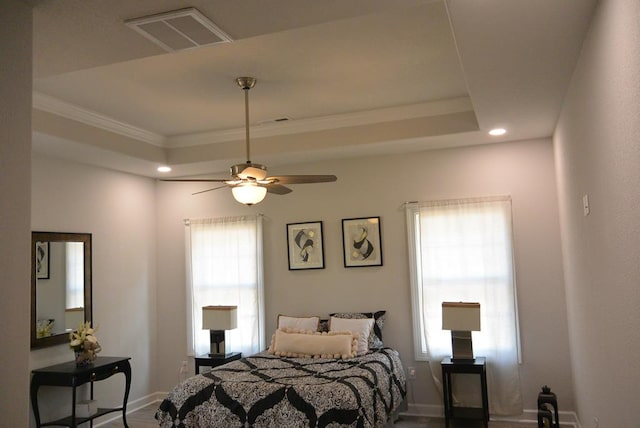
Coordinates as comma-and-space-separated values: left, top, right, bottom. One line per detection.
329, 316, 374, 355
277, 315, 320, 332
330, 311, 386, 348
318, 319, 329, 333
268, 327, 356, 359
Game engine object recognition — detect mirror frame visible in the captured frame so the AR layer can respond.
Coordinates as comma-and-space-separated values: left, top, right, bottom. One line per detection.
31, 231, 92, 349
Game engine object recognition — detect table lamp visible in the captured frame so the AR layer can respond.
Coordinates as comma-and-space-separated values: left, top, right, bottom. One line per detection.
442, 302, 480, 361
202, 305, 237, 357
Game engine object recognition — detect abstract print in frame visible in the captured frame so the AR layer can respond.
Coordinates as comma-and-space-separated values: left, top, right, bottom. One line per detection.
342, 216, 383, 267
286, 221, 325, 270
35, 241, 50, 279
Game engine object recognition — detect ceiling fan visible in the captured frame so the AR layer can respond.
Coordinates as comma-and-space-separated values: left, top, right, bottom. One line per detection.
162, 77, 337, 205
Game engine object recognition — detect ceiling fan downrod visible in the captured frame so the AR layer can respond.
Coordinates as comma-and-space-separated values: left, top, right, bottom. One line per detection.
236, 77, 256, 164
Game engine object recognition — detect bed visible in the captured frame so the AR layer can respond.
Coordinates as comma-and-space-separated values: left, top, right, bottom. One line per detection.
156, 348, 406, 427
156, 312, 406, 428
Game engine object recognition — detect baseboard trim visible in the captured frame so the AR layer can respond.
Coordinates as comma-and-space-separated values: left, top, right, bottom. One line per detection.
400, 403, 443, 418
401, 403, 580, 427
93, 392, 166, 427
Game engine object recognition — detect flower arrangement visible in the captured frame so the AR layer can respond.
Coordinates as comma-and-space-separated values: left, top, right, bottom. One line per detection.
36, 319, 54, 338
69, 322, 101, 366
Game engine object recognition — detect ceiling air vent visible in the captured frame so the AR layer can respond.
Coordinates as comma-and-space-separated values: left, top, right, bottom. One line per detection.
125, 8, 233, 52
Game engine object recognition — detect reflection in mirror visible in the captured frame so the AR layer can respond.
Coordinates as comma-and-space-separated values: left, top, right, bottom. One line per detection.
31, 232, 92, 349
35, 242, 84, 337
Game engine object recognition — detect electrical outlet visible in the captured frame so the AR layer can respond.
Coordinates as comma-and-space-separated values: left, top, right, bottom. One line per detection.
407, 366, 416, 379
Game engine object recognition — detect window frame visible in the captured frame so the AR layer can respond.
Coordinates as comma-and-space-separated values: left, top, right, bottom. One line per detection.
185, 215, 265, 357
405, 196, 522, 362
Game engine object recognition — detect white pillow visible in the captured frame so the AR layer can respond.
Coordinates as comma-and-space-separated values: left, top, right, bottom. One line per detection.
330, 316, 374, 355
277, 315, 320, 332
268, 328, 357, 359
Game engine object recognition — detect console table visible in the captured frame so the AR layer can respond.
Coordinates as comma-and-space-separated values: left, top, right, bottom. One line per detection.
441, 356, 489, 428
195, 352, 242, 374
31, 356, 131, 428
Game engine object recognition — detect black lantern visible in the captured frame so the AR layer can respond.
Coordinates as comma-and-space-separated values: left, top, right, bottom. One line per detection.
537, 385, 559, 428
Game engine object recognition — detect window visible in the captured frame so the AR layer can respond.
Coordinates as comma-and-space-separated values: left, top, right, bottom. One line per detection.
405, 196, 522, 414
186, 215, 264, 357
65, 242, 84, 309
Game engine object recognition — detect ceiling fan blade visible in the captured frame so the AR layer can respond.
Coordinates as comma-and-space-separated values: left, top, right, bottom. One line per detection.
266, 175, 337, 185
161, 178, 230, 182
192, 184, 230, 195
265, 183, 292, 195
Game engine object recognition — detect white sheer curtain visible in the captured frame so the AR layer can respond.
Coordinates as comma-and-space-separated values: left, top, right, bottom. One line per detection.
65, 242, 84, 309
185, 215, 264, 357
405, 196, 522, 415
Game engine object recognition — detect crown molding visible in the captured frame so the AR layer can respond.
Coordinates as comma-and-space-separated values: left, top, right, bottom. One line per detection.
32, 92, 473, 150
32, 92, 165, 147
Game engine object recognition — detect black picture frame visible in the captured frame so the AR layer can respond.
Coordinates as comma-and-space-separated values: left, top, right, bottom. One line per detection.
342, 216, 383, 268
35, 241, 50, 279
286, 221, 325, 270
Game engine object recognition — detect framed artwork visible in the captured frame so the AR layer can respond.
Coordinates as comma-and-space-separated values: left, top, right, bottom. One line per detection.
286, 221, 325, 270
342, 216, 383, 268
35, 241, 50, 279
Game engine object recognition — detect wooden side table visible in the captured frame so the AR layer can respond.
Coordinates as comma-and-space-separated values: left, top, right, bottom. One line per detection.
31, 356, 131, 428
195, 352, 242, 374
441, 356, 489, 428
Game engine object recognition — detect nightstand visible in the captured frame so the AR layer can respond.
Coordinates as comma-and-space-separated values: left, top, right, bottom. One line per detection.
441, 356, 489, 428
194, 352, 242, 374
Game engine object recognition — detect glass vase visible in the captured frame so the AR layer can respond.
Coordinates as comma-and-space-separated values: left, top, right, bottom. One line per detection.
74, 349, 94, 367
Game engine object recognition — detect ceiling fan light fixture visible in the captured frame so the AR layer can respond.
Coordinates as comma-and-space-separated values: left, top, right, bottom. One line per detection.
231, 182, 267, 205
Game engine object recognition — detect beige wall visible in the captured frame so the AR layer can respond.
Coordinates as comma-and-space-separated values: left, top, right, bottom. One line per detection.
156, 138, 573, 413
25, 136, 573, 419
29, 156, 158, 425
0, 1, 32, 425
554, 0, 640, 425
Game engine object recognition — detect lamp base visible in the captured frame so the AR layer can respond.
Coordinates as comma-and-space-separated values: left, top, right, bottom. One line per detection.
210, 330, 227, 356
451, 330, 474, 361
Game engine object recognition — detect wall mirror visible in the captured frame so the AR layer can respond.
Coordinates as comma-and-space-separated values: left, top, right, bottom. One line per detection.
31, 232, 92, 349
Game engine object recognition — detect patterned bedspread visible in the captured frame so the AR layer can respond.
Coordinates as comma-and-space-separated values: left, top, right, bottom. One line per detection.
156, 348, 406, 427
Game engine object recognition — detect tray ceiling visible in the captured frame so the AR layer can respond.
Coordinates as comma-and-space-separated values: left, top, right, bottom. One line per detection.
32, 0, 597, 178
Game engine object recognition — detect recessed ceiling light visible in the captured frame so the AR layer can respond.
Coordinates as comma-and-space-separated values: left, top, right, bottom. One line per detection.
489, 128, 507, 136
157, 166, 172, 173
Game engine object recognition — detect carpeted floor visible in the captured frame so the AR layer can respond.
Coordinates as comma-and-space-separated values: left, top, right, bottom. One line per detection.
97, 403, 538, 427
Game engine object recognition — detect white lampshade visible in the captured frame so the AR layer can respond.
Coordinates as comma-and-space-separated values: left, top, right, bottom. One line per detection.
231, 183, 267, 205
442, 302, 481, 331
202, 306, 238, 331
65, 307, 84, 330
